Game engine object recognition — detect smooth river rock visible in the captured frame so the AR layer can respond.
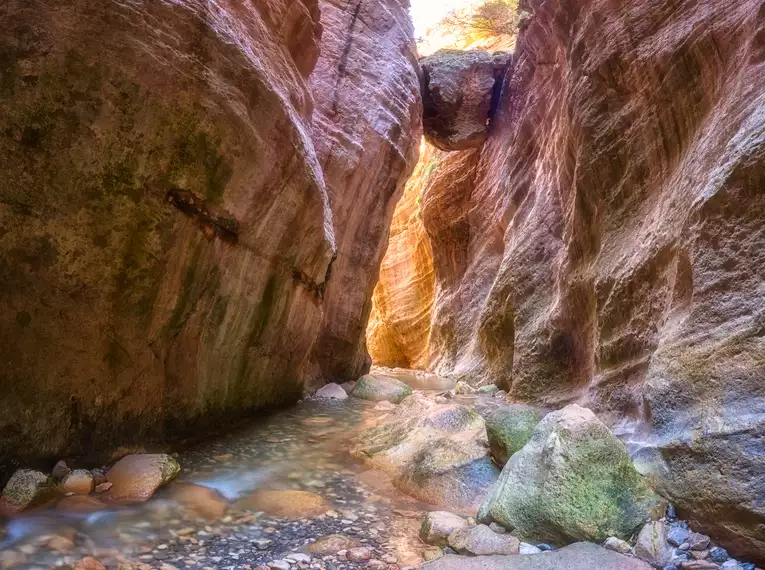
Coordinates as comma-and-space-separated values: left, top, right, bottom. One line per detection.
104, 454, 179, 503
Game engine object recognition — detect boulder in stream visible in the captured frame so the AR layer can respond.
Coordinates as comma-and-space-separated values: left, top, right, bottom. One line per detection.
60, 469, 94, 495
314, 383, 349, 400
351, 394, 498, 510
0, 469, 57, 514
485, 405, 543, 466
420, 511, 470, 546
237, 489, 329, 519
480, 404, 660, 544
633, 521, 675, 567
448, 524, 520, 555
353, 374, 413, 403
103, 454, 180, 504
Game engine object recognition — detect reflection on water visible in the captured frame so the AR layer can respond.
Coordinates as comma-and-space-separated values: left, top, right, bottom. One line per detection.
0, 398, 434, 569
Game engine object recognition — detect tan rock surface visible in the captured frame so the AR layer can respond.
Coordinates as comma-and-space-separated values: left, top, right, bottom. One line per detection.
237, 489, 329, 519
104, 454, 179, 504
0, 0, 333, 464
367, 143, 436, 369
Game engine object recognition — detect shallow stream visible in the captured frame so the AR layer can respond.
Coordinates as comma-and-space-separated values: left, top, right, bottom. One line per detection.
0, 395, 450, 570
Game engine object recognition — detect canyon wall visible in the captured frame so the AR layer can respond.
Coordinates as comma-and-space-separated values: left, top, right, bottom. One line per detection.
375, 0, 765, 561
0, 0, 419, 466
367, 142, 436, 369
309, 0, 422, 385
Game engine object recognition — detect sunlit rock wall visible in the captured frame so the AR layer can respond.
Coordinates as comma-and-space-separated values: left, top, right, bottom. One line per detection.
308, 0, 422, 385
367, 142, 436, 369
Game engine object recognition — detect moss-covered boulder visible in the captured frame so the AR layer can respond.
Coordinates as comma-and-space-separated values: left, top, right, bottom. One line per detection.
480, 404, 660, 545
0, 469, 58, 514
485, 405, 543, 466
353, 374, 413, 404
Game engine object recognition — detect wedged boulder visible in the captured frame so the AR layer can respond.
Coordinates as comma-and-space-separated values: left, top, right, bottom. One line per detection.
423, 542, 653, 570
448, 524, 520, 555
351, 395, 499, 510
480, 405, 660, 544
421, 50, 509, 151
353, 374, 413, 404
104, 454, 180, 504
420, 511, 470, 546
0, 469, 57, 514
485, 405, 543, 466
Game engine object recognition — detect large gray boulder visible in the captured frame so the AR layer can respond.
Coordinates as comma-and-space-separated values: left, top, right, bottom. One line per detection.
420, 50, 510, 151
351, 394, 499, 510
352, 374, 413, 404
423, 542, 653, 570
480, 405, 660, 544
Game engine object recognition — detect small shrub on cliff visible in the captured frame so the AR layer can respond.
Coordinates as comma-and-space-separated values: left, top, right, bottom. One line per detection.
441, 0, 519, 43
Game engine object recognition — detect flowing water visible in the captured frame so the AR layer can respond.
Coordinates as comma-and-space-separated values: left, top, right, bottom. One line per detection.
0, 392, 455, 570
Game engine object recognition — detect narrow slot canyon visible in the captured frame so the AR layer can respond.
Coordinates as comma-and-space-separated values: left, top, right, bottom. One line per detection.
1, 1, 765, 570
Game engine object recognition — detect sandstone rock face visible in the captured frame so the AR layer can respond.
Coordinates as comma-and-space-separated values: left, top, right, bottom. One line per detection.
367, 143, 436, 369
308, 0, 422, 385
421, 50, 507, 151
404, 0, 765, 561
0, 0, 420, 463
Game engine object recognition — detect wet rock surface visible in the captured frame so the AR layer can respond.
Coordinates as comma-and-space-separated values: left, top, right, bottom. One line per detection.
352, 374, 414, 404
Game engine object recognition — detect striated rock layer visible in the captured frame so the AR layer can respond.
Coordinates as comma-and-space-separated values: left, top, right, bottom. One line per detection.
367, 142, 436, 369
407, 0, 765, 562
0, 0, 420, 466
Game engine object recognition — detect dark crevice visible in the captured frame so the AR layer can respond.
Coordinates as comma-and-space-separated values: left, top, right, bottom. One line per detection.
165, 188, 239, 244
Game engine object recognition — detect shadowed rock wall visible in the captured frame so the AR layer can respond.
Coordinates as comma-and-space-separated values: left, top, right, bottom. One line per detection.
0, 0, 420, 466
